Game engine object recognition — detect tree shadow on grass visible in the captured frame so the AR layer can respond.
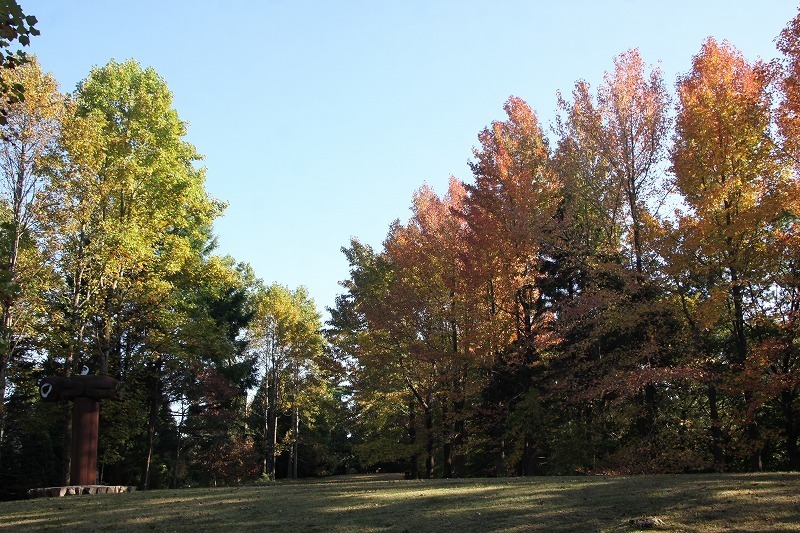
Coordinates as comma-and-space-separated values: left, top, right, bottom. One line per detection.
1, 473, 798, 532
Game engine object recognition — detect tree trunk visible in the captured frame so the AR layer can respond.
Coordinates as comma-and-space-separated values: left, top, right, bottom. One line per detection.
172, 399, 186, 488
286, 404, 298, 479
425, 404, 434, 479
266, 365, 278, 479
61, 334, 77, 486
496, 437, 506, 477
708, 383, 724, 472
261, 396, 270, 477
142, 379, 161, 490
627, 183, 644, 280
292, 405, 299, 479
636, 383, 657, 439
452, 397, 465, 478
408, 400, 418, 479
521, 433, 535, 476
783, 388, 800, 470
730, 270, 762, 471
0, 362, 6, 470
442, 402, 452, 479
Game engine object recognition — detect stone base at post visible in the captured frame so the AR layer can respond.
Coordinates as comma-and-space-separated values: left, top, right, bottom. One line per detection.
27, 485, 136, 498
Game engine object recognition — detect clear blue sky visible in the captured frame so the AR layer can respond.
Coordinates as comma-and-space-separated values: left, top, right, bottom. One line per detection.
23, 1, 798, 317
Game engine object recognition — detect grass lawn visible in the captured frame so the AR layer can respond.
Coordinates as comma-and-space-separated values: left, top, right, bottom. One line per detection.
1, 472, 798, 532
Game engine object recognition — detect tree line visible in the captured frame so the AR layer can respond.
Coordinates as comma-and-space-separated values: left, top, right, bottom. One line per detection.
0, 57, 347, 499
329, 11, 800, 478
2, 7, 800, 499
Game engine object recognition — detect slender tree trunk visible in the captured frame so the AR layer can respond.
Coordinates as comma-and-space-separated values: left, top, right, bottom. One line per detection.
142, 376, 161, 490
408, 400, 418, 479
708, 383, 724, 472
0, 362, 7, 470
521, 434, 534, 476
627, 183, 644, 280
636, 383, 657, 439
143, 418, 155, 489
442, 402, 452, 479
261, 396, 270, 477
172, 399, 186, 488
782, 388, 800, 470
744, 389, 762, 470
496, 437, 506, 477
286, 437, 293, 479
61, 329, 78, 486
286, 403, 298, 479
0, 354, 9, 471
269, 410, 278, 478
99, 313, 112, 376
291, 405, 299, 479
266, 364, 278, 479
452, 397, 465, 478
425, 404, 434, 479
730, 269, 762, 471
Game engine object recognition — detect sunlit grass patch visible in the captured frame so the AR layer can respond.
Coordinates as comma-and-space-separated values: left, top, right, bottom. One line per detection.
0, 473, 798, 532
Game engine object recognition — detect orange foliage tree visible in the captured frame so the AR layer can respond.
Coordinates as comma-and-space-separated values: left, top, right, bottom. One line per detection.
460, 97, 563, 475
379, 179, 487, 478
552, 50, 684, 470
669, 37, 792, 470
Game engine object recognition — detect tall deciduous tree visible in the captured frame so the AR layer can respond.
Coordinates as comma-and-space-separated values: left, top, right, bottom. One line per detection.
0, 57, 62, 462
461, 97, 562, 475
554, 50, 674, 457
249, 283, 325, 479
557, 49, 669, 276
42, 59, 220, 376
762, 9, 800, 469
381, 178, 481, 478
39, 59, 222, 484
670, 37, 788, 470
327, 240, 414, 475
70, 59, 219, 376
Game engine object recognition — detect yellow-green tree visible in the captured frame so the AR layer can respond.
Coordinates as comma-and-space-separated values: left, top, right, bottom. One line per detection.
0, 57, 63, 469
39, 59, 222, 484
43, 59, 221, 377
249, 283, 326, 479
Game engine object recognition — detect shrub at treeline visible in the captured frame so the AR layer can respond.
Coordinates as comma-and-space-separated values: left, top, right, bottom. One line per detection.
1, 10, 800, 499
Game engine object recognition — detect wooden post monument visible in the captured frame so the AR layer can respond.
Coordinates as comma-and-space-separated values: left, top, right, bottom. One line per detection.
29, 374, 129, 495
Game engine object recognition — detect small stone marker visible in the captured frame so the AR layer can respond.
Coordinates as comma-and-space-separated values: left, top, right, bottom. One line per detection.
629, 516, 665, 528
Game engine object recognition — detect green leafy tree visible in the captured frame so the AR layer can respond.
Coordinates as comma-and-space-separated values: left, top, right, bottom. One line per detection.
0, 57, 62, 470
248, 283, 327, 479
39, 59, 222, 484
327, 240, 414, 475
0, 0, 38, 125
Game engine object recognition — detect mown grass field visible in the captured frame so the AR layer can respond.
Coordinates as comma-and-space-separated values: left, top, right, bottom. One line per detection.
1, 473, 798, 532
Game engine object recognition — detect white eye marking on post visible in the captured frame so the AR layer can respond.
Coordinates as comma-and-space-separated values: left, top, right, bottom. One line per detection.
41, 383, 52, 399
81, 365, 89, 375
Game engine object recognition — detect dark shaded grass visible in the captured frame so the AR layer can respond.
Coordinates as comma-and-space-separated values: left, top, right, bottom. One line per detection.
1, 473, 798, 531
